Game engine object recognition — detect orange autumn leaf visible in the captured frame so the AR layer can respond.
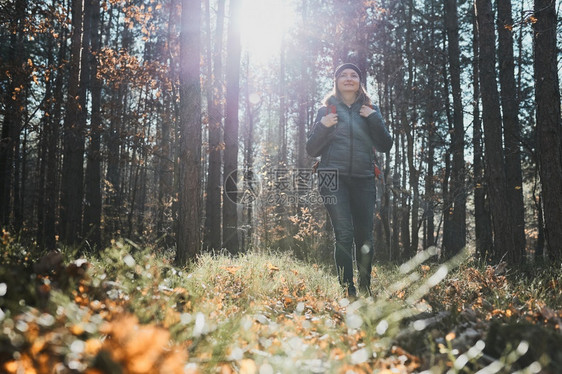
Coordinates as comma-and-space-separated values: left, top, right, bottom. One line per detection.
221, 266, 241, 275
84, 370, 105, 374
98, 314, 186, 374
4, 355, 37, 374
330, 347, 345, 360
163, 308, 181, 328
239, 359, 257, 374
70, 323, 85, 335
30, 337, 46, 356
85, 338, 103, 355
4, 361, 20, 374
267, 262, 279, 272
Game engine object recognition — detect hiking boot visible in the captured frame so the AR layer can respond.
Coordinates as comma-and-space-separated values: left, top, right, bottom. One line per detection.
347, 285, 357, 299
359, 284, 372, 297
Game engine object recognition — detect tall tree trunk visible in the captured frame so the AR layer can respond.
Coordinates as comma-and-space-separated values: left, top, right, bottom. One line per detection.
17, 126, 27, 230
424, 121, 436, 248
399, 134, 410, 259
278, 42, 287, 164
422, 0, 438, 250
222, 0, 242, 254
475, 0, 514, 261
295, 2, 313, 173
60, 0, 86, 246
296, 72, 308, 170
156, 0, 177, 244
443, 0, 466, 258
472, 6, 493, 261
533, 0, 562, 261
403, 0, 419, 258
84, 0, 102, 249
378, 0, 393, 259
104, 90, 123, 236
497, 0, 526, 263
78, 0, 92, 239
45, 12, 68, 250
242, 59, 256, 249
441, 33, 453, 256
391, 131, 400, 261
37, 7, 64, 249
176, 0, 202, 265
204, 0, 225, 251
0, 0, 27, 230
392, 0, 413, 260
37, 84, 51, 247
532, 173, 545, 261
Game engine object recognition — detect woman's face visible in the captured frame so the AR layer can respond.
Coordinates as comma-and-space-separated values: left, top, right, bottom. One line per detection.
336, 68, 360, 95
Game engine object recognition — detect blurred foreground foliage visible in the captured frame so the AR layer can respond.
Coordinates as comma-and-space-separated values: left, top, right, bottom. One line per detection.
1, 236, 562, 373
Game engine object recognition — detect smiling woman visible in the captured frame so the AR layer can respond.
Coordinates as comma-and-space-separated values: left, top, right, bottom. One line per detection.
239, 0, 296, 63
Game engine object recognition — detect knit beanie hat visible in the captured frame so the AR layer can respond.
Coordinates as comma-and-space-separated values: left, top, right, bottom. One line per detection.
334, 63, 362, 80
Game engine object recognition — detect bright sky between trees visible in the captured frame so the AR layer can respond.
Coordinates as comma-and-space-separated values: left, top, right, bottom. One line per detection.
240, 0, 297, 64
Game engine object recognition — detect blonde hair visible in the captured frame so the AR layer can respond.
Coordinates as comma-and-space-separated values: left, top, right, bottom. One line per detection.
322, 82, 372, 107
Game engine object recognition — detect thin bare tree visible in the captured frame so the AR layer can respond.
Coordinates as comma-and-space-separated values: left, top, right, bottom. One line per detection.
176, 0, 202, 264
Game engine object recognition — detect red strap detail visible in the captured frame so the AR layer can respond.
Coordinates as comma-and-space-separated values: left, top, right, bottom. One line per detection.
329, 105, 337, 114
373, 145, 381, 178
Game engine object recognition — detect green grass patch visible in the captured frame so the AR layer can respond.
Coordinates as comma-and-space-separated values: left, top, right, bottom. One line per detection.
1, 240, 562, 373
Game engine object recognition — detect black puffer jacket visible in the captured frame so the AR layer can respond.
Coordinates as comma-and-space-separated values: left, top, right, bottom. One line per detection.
306, 97, 393, 177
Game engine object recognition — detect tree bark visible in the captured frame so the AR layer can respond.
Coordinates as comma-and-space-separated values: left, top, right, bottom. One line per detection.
399, 134, 411, 259
472, 6, 493, 261
242, 59, 257, 250
278, 42, 287, 164
497, 0, 525, 263
475, 0, 514, 261
443, 0, 466, 258
441, 33, 453, 257
0, 0, 27, 230
204, 0, 225, 252
533, 0, 562, 261
222, 0, 242, 254
60, 0, 86, 246
176, 0, 202, 265
391, 108, 400, 261
423, 121, 436, 249
84, 0, 102, 249
156, 0, 177, 245
421, 0, 438, 251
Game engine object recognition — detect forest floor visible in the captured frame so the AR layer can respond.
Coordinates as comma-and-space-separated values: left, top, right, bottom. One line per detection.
1, 238, 562, 373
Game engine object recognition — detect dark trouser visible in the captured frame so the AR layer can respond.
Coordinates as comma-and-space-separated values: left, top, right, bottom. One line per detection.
320, 174, 375, 294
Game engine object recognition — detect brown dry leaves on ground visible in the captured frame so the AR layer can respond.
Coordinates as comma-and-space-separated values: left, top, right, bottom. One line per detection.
2, 244, 562, 373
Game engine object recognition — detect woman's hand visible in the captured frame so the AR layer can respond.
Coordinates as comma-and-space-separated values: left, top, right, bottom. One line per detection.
360, 105, 375, 118
321, 113, 338, 127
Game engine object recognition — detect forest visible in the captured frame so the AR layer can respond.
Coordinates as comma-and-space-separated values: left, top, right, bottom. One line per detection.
1, 0, 562, 264
1, 0, 562, 372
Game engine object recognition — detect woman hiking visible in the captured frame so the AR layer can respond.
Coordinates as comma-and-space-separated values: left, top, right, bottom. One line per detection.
306, 63, 393, 298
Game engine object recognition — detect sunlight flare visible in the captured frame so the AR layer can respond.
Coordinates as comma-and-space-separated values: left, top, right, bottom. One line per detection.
240, 0, 296, 63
